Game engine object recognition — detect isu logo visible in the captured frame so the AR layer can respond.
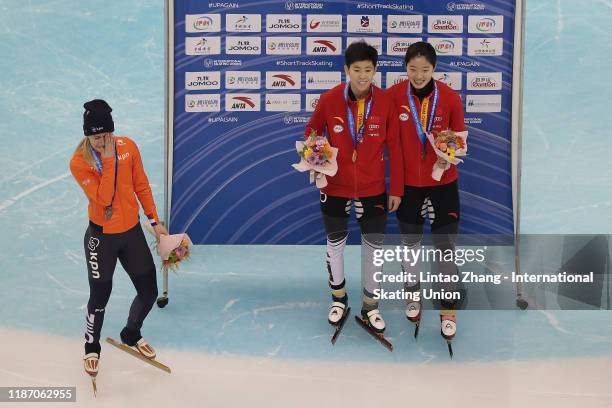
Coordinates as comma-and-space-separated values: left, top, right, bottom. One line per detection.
312, 40, 337, 52
231, 96, 256, 109
360, 16, 370, 28
271, 74, 296, 87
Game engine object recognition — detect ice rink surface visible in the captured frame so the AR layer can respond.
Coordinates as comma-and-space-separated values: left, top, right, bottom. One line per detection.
0, 0, 611, 406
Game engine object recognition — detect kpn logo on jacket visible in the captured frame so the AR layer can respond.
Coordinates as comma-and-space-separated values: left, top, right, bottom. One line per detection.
225, 94, 261, 111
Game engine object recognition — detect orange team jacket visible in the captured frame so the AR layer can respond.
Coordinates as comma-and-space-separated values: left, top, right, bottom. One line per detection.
70, 136, 160, 234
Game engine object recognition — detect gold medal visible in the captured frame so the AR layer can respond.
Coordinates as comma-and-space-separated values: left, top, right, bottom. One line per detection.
352, 150, 357, 162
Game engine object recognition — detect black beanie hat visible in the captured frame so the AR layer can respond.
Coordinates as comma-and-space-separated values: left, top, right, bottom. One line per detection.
83, 99, 114, 136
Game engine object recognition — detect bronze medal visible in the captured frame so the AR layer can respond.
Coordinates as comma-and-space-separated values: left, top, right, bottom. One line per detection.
104, 206, 113, 220
352, 150, 357, 162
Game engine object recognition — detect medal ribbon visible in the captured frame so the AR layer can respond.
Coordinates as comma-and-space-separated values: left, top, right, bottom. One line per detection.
344, 82, 373, 150
90, 142, 118, 212
407, 80, 439, 148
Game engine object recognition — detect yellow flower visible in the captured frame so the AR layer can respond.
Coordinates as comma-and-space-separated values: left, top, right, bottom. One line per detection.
447, 148, 456, 161
304, 148, 313, 159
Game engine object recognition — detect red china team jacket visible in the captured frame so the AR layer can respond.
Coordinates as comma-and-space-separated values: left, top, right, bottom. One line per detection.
386, 80, 465, 187
305, 84, 404, 198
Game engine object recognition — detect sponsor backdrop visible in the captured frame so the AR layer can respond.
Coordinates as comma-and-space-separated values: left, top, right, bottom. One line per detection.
169, 0, 517, 244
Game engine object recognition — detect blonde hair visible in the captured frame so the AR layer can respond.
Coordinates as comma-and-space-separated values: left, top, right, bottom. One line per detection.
74, 137, 96, 167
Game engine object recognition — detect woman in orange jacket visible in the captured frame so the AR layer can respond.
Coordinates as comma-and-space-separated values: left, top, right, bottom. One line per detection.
70, 99, 167, 378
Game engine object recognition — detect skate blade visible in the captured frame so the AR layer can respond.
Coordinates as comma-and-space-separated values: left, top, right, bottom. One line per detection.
105, 337, 171, 373
331, 306, 351, 345
91, 377, 97, 397
414, 321, 420, 339
447, 340, 454, 359
354, 316, 393, 351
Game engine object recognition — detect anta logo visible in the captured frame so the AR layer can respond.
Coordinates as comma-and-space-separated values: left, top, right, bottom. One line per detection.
82, 178, 91, 186
116, 139, 126, 146
333, 116, 344, 124
368, 124, 380, 130
434, 116, 442, 122
231, 96, 255, 109
312, 40, 337, 52
271, 74, 296, 87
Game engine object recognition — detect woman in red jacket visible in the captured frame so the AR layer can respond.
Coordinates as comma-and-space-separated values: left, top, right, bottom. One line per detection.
305, 42, 403, 334
70, 100, 168, 378
387, 42, 465, 344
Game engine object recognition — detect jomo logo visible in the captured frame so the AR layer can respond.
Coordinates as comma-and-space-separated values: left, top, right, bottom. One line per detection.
428, 38, 463, 56
266, 72, 301, 90
266, 14, 301, 32
185, 72, 221, 90
225, 94, 261, 111
226, 37, 261, 54
307, 37, 342, 55
468, 15, 503, 33
185, 14, 221, 33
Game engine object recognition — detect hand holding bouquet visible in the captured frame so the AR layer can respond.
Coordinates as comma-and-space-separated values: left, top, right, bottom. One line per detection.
144, 223, 193, 273
292, 129, 338, 188
426, 130, 468, 181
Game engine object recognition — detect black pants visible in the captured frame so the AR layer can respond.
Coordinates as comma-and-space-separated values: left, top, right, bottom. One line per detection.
83, 222, 158, 354
320, 192, 387, 302
396, 181, 461, 309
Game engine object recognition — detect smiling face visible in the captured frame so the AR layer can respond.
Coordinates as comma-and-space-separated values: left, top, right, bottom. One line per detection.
406, 55, 435, 90
344, 60, 376, 99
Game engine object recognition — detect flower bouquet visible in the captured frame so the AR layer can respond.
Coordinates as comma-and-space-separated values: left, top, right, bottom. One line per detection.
426, 130, 468, 181
144, 223, 193, 273
292, 129, 338, 188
